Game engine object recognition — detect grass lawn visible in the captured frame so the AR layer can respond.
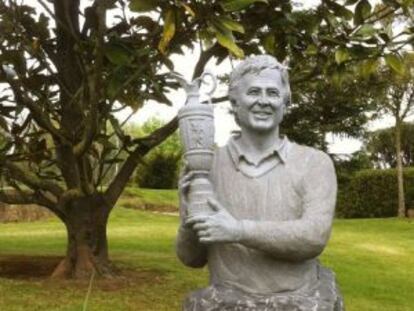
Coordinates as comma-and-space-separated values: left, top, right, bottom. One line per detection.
0, 202, 413, 310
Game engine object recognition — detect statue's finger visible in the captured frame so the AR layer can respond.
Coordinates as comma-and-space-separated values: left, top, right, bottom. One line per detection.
197, 229, 209, 237
193, 222, 209, 231
185, 215, 209, 226
207, 198, 223, 212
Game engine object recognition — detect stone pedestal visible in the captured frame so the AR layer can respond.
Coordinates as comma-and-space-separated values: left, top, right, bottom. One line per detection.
183, 266, 344, 311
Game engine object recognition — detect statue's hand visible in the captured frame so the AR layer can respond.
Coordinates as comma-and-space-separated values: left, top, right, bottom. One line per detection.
178, 169, 195, 223
186, 198, 242, 244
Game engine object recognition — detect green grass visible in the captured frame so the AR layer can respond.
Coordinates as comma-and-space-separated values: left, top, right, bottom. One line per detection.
118, 188, 178, 211
0, 207, 413, 311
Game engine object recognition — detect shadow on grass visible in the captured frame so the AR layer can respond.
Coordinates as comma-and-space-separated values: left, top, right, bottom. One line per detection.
0, 255, 166, 292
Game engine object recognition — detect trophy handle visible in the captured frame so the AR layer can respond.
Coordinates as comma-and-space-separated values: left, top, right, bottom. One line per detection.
169, 70, 217, 102
199, 70, 217, 98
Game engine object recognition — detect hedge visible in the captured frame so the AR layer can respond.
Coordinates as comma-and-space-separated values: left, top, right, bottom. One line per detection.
336, 168, 414, 218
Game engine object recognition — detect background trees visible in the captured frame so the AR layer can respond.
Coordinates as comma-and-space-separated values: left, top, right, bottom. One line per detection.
366, 122, 414, 168
0, 0, 412, 278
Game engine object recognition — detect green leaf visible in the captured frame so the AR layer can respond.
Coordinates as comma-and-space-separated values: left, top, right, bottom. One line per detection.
385, 54, 405, 75
345, 0, 359, 5
305, 44, 318, 56
179, 2, 195, 17
129, 0, 159, 12
212, 16, 245, 34
325, 0, 353, 20
263, 34, 276, 54
355, 24, 376, 37
158, 9, 176, 54
105, 44, 132, 65
212, 24, 244, 58
354, 0, 371, 26
219, 0, 268, 12
335, 47, 350, 64
360, 59, 378, 77
0, 117, 8, 132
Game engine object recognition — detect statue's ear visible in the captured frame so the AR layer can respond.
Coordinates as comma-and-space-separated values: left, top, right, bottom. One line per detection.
229, 96, 238, 108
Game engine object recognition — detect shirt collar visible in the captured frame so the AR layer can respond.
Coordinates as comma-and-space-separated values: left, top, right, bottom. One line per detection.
227, 134, 289, 167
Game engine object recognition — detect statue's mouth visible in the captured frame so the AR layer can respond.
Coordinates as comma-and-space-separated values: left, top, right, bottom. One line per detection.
251, 110, 273, 118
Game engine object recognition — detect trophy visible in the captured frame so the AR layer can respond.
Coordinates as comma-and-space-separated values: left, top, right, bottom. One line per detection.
171, 71, 217, 217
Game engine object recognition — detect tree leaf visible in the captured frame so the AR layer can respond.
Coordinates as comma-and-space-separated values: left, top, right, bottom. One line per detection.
263, 33, 276, 54
0, 117, 9, 132
325, 0, 353, 20
360, 59, 378, 77
158, 9, 176, 54
219, 0, 268, 12
385, 54, 405, 75
355, 24, 376, 37
345, 0, 359, 5
212, 16, 245, 34
305, 44, 318, 56
105, 44, 132, 65
129, 0, 159, 12
335, 47, 350, 64
354, 0, 371, 26
179, 2, 195, 17
214, 28, 244, 58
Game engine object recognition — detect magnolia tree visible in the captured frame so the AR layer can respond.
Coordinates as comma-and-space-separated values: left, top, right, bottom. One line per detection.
0, 0, 412, 278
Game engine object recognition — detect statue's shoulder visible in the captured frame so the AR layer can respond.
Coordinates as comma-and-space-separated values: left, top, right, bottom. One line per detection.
287, 141, 334, 169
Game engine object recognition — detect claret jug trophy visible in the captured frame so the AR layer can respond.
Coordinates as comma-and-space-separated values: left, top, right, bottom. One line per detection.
171, 71, 217, 217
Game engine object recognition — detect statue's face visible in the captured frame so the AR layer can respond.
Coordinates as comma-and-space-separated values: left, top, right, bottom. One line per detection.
232, 69, 286, 133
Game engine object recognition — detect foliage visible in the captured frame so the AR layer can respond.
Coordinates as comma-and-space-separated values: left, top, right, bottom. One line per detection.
333, 150, 373, 187
0, 208, 414, 311
366, 122, 414, 168
337, 168, 414, 218
283, 75, 382, 149
125, 118, 183, 189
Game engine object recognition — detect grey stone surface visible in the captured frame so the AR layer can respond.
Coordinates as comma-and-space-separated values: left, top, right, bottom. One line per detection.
176, 55, 344, 311
184, 266, 344, 311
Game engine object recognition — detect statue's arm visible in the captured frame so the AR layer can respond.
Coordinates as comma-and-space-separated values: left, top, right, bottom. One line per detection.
176, 224, 208, 268
238, 152, 337, 261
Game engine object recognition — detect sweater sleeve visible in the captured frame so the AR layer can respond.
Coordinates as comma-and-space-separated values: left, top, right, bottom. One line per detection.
175, 168, 207, 268
238, 151, 337, 261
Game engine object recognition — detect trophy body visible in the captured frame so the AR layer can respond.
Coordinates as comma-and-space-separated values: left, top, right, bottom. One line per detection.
175, 72, 216, 217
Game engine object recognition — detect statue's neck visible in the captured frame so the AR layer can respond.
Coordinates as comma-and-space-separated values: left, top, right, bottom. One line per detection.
238, 127, 282, 156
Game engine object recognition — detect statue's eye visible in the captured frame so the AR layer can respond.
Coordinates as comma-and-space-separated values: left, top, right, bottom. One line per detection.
267, 89, 280, 97
247, 88, 260, 96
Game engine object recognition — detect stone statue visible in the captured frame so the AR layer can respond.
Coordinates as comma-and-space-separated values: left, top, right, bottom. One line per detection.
176, 55, 344, 311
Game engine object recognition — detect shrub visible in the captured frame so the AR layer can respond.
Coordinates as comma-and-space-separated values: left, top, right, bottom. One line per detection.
136, 151, 181, 189
336, 168, 414, 218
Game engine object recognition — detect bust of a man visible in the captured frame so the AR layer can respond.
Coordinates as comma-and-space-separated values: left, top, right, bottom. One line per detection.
177, 55, 344, 311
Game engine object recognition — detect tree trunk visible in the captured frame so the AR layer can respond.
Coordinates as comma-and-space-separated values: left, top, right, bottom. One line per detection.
51, 194, 116, 279
395, 119, 406, 218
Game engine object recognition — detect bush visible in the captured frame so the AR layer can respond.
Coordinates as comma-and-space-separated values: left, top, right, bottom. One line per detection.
136, 152, 181, 189
126, 118, 183, 189
336, 168, 414, 218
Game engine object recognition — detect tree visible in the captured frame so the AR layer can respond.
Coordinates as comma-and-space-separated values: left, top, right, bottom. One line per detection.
366, 122, 414, 168
372, 56, 414, 217
0, 0, 412, 278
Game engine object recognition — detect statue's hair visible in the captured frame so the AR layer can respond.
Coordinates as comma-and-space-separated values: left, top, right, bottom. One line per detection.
228, 55, 291, 107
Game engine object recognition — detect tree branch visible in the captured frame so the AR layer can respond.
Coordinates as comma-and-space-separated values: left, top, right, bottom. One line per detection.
192, 44, 220, 80
0, 188, 65, 220
4, 160, 64, 198
104, 116, 178, 207
1, 70, 67, 143
73, 2, 106, 157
